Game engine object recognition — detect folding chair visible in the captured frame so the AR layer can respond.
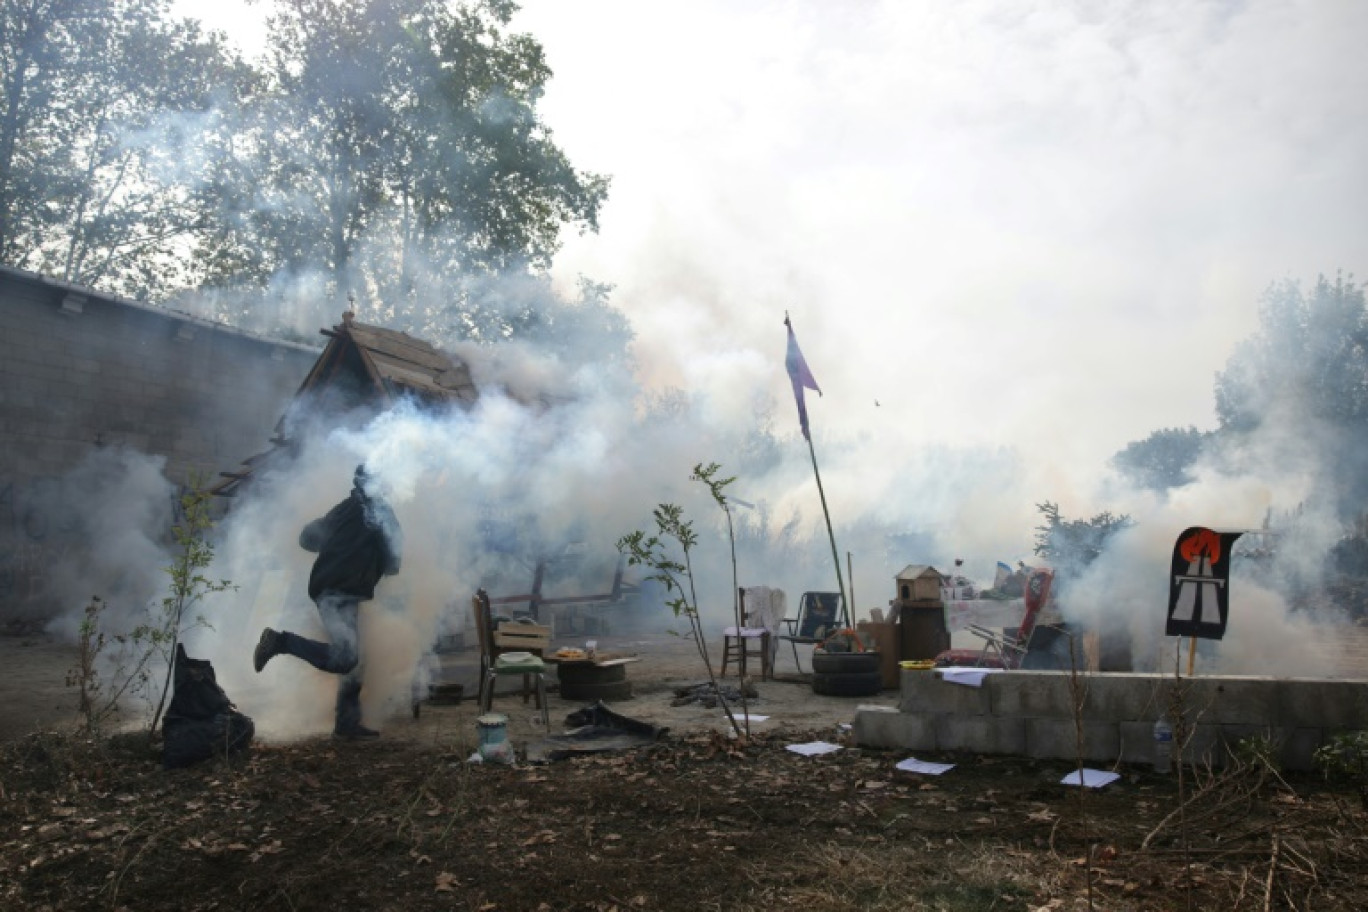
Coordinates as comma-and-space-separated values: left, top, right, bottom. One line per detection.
471, 589, 550, 727
934, 569, 1054, 669
776, 591, 842, 674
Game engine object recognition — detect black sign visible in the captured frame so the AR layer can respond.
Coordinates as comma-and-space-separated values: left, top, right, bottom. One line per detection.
1166, 526, 1244, 639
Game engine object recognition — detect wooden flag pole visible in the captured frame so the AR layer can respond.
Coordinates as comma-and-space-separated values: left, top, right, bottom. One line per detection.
848, 551, 855, 619
1186, 636, 1197, 677
784, 312, 846, 627
807, 433, 849, 628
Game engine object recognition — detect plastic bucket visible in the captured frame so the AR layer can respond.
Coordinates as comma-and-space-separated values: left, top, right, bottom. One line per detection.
476, 712, 509, 744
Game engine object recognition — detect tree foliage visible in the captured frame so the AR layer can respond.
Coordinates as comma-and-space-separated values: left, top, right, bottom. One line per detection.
0, 0, 617, 351
1215, 274, 1368, 432
0, 0, 243, 297
1111, 426, 1210, 493
1033, 501, 1133, 582
1113, 273, 1368, 514
194, 0, 608, 337
1213, 273, 1368, 512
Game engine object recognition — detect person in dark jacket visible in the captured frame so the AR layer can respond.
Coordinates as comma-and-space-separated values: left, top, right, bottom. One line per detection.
253, 465, 402, 740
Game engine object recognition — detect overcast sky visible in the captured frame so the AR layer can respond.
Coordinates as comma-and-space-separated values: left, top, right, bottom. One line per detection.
178, 0, 1367, 503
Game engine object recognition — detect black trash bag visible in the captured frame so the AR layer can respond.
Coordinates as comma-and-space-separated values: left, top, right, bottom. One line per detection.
163, 644, 254, 769
526, 701, 669, 764
563, 700, 669, 740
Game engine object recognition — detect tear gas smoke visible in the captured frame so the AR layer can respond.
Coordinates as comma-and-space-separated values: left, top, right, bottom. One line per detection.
19, 0, 1366, 739
36, 447, 177, 640
39, 324, 1364, 741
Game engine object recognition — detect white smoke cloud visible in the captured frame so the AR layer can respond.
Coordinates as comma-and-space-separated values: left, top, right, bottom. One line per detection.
36, 313, 1363, 742
40, 447, 177, 639
515, 0, 1368, 475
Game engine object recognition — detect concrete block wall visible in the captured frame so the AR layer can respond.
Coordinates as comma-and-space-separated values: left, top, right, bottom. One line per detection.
853, 668, 1368, 771
0, 270, 317, 486
0, 267, 319, 618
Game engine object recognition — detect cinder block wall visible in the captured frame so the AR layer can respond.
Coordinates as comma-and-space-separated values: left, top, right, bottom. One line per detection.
0, 267, 318, 618
853, 669, 1368, 771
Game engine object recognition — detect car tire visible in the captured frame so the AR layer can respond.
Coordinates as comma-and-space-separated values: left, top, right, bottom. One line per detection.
560, 679, 634, 702
557, 663, 627, 686
811, 671, 883, 697
811, 651, 881, 675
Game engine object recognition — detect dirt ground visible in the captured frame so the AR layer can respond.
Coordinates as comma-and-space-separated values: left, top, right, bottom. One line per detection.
0, 626, 900, 745
3, 630, 1368, 911
0, 634, 87, 742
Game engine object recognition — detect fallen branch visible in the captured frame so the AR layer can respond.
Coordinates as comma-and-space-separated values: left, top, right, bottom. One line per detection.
1263, 832, 1280, 912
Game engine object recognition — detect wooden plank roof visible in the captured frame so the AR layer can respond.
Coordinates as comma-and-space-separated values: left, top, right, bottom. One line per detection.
212, 313, 480, 495
309, 313, 478, 405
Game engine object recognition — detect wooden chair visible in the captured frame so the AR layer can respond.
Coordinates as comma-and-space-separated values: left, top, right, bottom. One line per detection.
721, 587, 774, 680
776, 591, 843, 674
934, 569, 1055, 669
471, 589, 550, 727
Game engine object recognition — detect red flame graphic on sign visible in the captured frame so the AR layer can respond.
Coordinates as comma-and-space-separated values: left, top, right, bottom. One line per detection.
1179, 528, 1222, 564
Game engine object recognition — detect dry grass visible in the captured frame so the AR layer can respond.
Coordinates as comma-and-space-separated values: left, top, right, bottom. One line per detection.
3, 724, 1366, 911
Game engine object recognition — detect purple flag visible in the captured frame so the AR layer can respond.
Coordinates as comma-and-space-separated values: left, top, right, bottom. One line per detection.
785, 316, 822, 439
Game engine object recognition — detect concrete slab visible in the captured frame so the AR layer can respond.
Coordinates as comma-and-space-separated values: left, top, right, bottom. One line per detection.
1024, 718, 1120, 763
935, 714, 1025, 755
853, 711, 936, 751
858, 669, 1368, 772
1280, 727, 1326, 771
988, 672, 1077, 718
899, 671, 990, 715
1211, 724, 1325, 771
1277, 679, 1368, 729
1181, 677, 1280, 727
1119, 721, 1160, 766
1178, 722, 1223, 768
1085, 674, 1170, 722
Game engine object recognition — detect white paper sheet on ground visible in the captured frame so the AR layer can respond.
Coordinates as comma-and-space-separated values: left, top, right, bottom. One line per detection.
895, 757, 955, 775
937, 667, 1006, 688
786, 741, 843, 756
1061, 769, 1121, 788
737, 714, 769, 722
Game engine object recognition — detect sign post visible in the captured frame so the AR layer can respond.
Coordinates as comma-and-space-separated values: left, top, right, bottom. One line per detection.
1166, 526, 1244, 673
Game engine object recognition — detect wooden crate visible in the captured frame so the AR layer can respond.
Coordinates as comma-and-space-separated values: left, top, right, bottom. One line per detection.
493, 622, 551, 653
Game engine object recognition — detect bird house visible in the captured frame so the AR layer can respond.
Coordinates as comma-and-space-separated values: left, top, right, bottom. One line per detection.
895, 565, 942, 604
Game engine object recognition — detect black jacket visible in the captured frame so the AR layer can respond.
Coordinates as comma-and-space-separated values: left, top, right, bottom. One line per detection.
299, 485, 402, 601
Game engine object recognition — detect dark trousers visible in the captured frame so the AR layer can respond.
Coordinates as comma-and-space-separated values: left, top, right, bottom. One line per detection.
276, 590, 364, 731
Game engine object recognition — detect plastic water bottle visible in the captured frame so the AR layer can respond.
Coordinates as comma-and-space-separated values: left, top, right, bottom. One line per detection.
1153, 717, 1174, 774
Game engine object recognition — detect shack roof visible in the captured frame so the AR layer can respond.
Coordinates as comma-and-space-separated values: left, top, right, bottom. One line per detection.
299, 313, 478, 406
896, 564, 942, 581
212, 313, 478, 496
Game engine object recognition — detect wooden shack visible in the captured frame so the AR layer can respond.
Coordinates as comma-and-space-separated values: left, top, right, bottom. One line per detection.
212, 312, 479, 495
295, 311, 478, 411
893, 564, 950, 662
895, 565, 943, 604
